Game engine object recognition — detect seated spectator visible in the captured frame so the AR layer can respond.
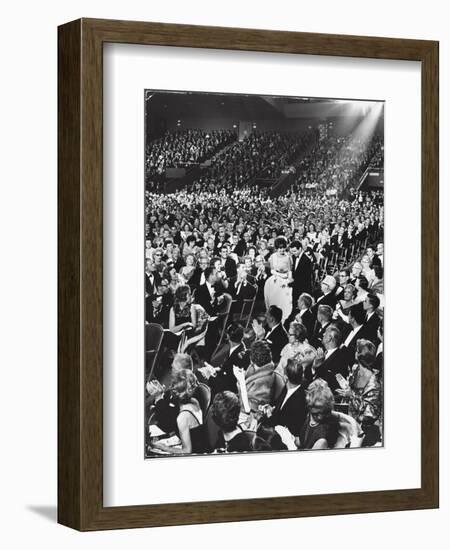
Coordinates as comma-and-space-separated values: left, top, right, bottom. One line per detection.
257, 305, 289, 364
314, 325, 349, 391
276, 321, 309, 376
239, 340, 276, 419
265, 356, 307, 437
354, 275, 369, 304
336, 339, 382, 446
289, 292, 315, 339
209, 322, 250, 394
151, 369, 210, 454
362, 293, 381, 343
341, 303, 367, 358
168, 284, 209, 336
211, 391, 266, 452
370, 265, 384, 295
179, 252, 196, 283
314, 275, 338, 311
195, 267, 226, 316
146, 277, 173, 327
298, 379, 340, 450
335, 283, 357, 319
311, 304, 334, 348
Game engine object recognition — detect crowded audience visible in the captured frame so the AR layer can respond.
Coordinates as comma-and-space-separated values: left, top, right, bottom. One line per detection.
145, 124, 384, 457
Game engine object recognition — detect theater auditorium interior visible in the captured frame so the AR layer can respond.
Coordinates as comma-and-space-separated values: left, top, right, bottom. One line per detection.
144, 91, 384, 457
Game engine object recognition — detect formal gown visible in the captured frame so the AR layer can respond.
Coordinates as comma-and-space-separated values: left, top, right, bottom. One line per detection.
264, 252, 293, 322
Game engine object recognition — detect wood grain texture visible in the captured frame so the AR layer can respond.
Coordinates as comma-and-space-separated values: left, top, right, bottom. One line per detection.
57, 19, 82, 529
57, 18, 439, 531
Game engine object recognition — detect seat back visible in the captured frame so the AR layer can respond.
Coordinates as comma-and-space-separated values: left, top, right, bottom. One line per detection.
195, 382, 212, 417
214, 293, 233, 353
239, 284, 257, 329
204, 404, 221, 451
272, 370, 286, 404
145, 322, 164, 353
180, 320, 210, 353
145, 323, 164, 379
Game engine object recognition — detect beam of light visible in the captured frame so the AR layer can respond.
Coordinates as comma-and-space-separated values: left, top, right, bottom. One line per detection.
307, 102, 384, 196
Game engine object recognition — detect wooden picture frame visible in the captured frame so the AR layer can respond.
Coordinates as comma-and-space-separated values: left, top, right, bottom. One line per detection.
58, 18, 439, 531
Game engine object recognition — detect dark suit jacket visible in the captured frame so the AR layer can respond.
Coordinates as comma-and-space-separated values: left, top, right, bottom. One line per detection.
284, 308, 315, 341
291, 250, 314, 298
231, 240, 246, 258
311, 321, 332, 349
333, 233, 349, 250
371, 255, 382, 268
363, 312, 381, 344
265, 324, 289, 364
374, 351, 383, 374
145, 271, 161, 297
210, 342, 250, 394
341, 324, 372, 363
196, 283, 220, 316
269, 385, 307, 437
223, 257, 238, 279
233, 280, 257, 302
320, 347, 350, 380
314, 291, 338, 312
189, 267, 207, 290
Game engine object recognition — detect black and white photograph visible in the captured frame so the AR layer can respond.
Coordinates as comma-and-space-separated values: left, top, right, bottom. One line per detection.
144, 91, 384, 458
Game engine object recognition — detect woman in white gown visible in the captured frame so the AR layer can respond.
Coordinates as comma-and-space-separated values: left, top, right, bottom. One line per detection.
264, 237, 293, 322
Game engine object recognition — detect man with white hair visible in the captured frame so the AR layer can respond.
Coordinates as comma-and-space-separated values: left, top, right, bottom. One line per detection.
314, 274, 338, 311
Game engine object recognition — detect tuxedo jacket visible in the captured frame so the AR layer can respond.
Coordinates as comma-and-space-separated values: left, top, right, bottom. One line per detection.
265, 324, 289, 364
341, 324, 373, 362
363, 312, 381, 344
371, 255, 382, 268
320, 347, 350, 380
284, 308, 315, 341
269, 385, 307, 437
223, 256, 238, 279
210, 342, 250, 394
291, 250, 314, 297
311, 321, 332, 349
232, 280, 257, 302
313, 291, 338, 314
231, 240, 246, 258
196, 283, 220, 316
189, 267, 207, 291
331, 233, 349, 252
252, 267, 271, 298
145, 271, 161, 297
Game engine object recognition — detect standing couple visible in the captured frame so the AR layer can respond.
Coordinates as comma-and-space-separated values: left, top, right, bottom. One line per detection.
264, 237, 314, 321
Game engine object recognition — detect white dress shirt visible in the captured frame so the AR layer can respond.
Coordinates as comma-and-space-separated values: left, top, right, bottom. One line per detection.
343, 324, 363, 347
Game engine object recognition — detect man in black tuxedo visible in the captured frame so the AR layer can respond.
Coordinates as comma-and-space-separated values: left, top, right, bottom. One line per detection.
209, 322, 250, 394
145, 259, 161, 298
319, 325, 350, 387
219, 244, 237, 280
341, 303, 367, 363
362, 293, 382, 344
284, 292, 315, 340
311, 304, 334, 349
145, 278, 173, 326
289, 239, 314, 307
265, 357, 307, 437
252, 255, 271, 312
313, 275, 338, 314
214, 225, 231, 254
230, 233, 246, 259
366, 245, 382, 268
195, 267, 225, 316
330, 226, 349, 253
264, 305, 289, 364
334, 269, 350, 299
